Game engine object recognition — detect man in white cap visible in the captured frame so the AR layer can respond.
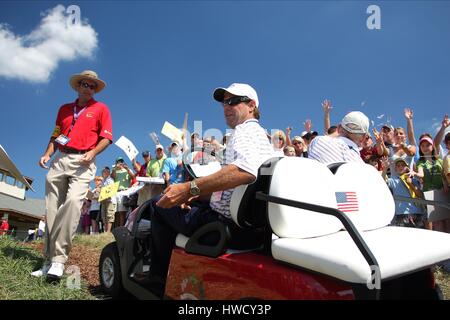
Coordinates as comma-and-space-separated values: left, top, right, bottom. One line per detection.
137, 144, 167, 206
34, 70, 113, 280
147, 83, 274, 292
308, 111, 369, 165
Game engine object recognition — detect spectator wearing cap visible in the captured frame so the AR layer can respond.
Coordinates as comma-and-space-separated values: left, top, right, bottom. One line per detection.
415, 135, 445, 193
147, 83, 275, 290
309, 111, 370, 165
35, 70, 113, 280
100, 166, 116, 233
112, 157, 135, 227
136, 145, 167, 206
383, 158, 426, 228
381, 124, 395, 148
162, 141, 185, 187
133, 150, 152, 177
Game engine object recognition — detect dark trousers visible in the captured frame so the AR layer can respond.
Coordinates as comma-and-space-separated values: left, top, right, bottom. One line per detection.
149, 195, 220, 279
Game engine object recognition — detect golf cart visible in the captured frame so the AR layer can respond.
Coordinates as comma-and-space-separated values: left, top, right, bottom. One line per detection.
99, 157, 450, 299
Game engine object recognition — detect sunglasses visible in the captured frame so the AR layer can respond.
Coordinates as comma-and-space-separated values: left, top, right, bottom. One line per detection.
222, 96, 251, 106
79, 81, 97, 90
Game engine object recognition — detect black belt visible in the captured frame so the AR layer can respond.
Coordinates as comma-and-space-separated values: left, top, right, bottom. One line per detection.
60, 147, 88, 154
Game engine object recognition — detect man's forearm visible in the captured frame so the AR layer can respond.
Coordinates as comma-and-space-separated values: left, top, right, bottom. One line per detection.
406, 119, 416, 146
92, 138, 111, 156
324, 112, 331, 134
196, 164, 255, 196
43, 138, 56, 157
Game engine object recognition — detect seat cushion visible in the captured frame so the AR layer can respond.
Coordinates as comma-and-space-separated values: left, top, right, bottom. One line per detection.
333, 162, 395, 231
268, 157, 343, 238
272, 226, 450, 284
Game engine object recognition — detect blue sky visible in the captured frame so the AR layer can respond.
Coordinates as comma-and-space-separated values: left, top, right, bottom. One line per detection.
0, 0, 449, 199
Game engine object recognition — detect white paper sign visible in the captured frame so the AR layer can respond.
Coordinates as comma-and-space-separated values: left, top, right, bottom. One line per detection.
161, 121, 183, 143
188, 161, 222, 178
136, 176, 165, 184
115, 136, 139, 161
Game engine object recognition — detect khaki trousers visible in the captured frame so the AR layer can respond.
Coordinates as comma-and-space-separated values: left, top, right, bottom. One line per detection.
44, 152, 96, 264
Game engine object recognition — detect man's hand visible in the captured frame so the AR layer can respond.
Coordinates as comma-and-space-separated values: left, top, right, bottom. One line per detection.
286, 127, 292, 136
39, 154, 51, 169
156, 182, 192, 208
442, 114, 449, 128
404, 108, 414, 120
322, 99, 332, 113
373, 128, 383, 143
80, 150, 96, 165
304, 119, 312, 132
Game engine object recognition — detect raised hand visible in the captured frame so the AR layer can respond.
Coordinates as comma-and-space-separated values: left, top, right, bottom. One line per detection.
373, 128, 382, 143
304, 119, 312, 132
322, 99, 332, 113
404, 108, 414, 120
442, 114, 449, 128
286, 127, 292, 136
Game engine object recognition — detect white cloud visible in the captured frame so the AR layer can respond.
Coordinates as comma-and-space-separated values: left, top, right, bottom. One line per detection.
0, 5, 98, 83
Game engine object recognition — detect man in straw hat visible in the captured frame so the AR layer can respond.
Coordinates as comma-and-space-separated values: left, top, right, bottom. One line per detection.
34, 70, 113, 280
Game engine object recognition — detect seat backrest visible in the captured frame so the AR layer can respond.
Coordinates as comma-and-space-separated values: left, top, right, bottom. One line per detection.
333, 162, 395, 231
230, 157, 281, 228
268, 157, 343, 238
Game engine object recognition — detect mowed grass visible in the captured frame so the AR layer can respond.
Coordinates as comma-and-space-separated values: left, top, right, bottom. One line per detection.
0, 236, 95, 300
73, 232, 114, 251
0, 233, 448, 300
435, 266, 450, 299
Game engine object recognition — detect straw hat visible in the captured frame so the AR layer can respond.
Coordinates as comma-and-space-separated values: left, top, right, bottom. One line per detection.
69, 70, 106, 93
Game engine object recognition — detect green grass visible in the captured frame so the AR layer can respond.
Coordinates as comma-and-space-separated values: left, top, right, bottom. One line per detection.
0, 236, 95, 300
435, 266, 450, 299
73, 232, 114, 251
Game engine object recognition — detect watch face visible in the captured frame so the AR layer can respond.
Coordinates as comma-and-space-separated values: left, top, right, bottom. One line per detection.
190, 181, 200, 196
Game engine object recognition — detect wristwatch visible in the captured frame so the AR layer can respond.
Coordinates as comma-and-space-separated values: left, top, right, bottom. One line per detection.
189, 180, 201, 196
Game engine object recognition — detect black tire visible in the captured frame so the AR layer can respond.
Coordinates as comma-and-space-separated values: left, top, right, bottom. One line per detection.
99, 242, 124, 299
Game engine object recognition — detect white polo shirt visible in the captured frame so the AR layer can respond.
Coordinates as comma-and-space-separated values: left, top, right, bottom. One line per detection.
308, 135, 363, 165
210, 119, 275, 219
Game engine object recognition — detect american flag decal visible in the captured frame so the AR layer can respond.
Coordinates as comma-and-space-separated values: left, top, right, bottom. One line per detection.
335, 192, 359, 212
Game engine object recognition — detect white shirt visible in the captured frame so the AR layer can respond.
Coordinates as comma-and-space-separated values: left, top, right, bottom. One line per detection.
210, 119, 275, 219
38, 220, 46, 232
308, 135, 363, 165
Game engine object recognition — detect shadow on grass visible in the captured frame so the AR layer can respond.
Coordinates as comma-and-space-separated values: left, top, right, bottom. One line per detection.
1, 244, 44, 270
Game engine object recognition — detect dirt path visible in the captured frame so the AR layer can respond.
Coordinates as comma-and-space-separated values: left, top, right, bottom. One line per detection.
26, 242, 103, 297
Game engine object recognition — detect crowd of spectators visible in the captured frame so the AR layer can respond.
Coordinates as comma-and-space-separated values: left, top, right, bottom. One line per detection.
78, 100, 449, 236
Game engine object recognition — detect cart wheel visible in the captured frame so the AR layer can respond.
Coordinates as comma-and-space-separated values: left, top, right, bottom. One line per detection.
99, 242, 123, 298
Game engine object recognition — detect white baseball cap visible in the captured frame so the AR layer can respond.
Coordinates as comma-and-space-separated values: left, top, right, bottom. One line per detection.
213, 83, 259, 108
155, 144, 164, 150
341, 111, 370, 134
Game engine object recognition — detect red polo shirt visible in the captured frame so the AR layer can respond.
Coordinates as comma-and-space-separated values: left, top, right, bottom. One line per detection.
52, 99, 113, 151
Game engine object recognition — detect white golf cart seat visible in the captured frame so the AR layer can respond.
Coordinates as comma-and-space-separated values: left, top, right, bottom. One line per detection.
176, 157, 281, 256
267, 158, 450, 286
